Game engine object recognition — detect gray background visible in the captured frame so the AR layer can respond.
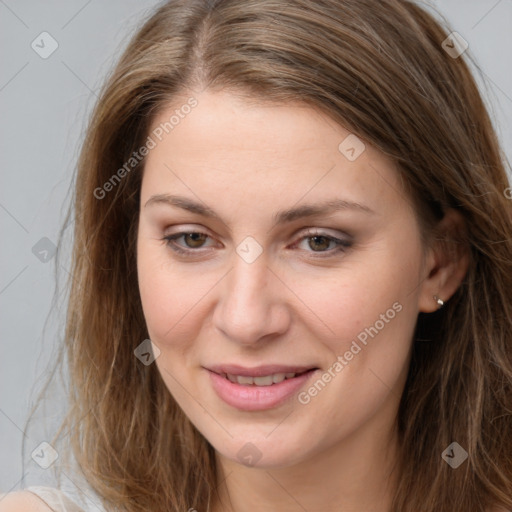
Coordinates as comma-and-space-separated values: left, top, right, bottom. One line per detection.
1, 0, 511, 505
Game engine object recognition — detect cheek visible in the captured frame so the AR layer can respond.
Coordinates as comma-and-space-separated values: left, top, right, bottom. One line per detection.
136, 234, 216, 354
137, 234, 189, 343
294, 239, 421, 346
290, 230, 422, 404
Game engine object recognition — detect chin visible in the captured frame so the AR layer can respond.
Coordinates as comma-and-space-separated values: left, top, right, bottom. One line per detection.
203, 424, 316, 469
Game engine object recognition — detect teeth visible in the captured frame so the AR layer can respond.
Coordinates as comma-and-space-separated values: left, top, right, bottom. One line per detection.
237, 375, 256, 385
272, 373, 287, 384
254, 375, 274, 386
225, 372, 299, 386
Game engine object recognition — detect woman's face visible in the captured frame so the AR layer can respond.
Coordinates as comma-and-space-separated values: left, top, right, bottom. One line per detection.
137, 90, 431, 468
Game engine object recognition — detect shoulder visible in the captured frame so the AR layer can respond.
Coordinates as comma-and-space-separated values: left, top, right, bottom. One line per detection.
0, 490, 53, 511
0, 486, 86, 512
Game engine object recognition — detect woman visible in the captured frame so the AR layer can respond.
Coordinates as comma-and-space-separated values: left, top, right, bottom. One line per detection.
1, 0, 511, 510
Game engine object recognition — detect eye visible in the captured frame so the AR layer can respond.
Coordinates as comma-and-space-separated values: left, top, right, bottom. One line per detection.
292, 230, 352, 257
163, 231, 213, 254
162, 229, 352, 258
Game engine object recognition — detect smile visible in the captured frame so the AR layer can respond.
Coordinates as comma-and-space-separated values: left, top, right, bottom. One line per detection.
206, 368, 319, 411
223, 370, 310, 386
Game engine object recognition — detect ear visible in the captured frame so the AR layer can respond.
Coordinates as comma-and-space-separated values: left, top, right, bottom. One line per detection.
418, 208, 470, 313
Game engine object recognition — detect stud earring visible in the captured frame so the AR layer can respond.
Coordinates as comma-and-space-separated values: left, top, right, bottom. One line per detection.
433, 295, 444, 308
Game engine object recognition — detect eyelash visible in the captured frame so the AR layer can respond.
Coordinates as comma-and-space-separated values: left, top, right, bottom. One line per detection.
162, 230, 352, 258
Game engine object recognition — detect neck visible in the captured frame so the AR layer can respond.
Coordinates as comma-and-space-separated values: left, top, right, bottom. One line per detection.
210, 418, 401, 512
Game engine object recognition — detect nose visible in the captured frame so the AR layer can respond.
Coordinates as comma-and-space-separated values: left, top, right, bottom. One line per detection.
212, 253, 291, 346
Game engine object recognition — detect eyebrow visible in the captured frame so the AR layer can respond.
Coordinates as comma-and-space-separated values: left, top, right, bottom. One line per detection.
144, 194, 376, 223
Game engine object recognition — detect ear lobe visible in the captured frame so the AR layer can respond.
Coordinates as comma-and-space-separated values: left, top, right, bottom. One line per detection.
418, 208, 470, 313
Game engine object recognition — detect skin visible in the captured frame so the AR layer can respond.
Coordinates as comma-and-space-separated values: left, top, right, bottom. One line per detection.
136, 90, 468, 512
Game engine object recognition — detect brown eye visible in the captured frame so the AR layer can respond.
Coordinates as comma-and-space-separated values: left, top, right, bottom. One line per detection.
163, 231, 213, 254
307, 235, 333, 252
182, 232, 208, 248
293, 230, 352, 258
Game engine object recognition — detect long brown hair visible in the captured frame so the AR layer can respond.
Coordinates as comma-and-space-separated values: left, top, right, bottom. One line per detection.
24, 0, 512, 510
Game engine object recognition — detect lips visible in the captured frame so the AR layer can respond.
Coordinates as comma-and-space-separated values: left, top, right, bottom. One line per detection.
225, 372, 303, 386
205, 364, 320, 411
206, 364, 318, 378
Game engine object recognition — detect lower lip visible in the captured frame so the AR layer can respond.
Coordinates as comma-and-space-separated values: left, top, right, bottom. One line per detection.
207, 369, 318, 411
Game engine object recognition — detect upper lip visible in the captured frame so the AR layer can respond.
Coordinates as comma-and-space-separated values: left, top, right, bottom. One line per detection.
206, 364, 318, 377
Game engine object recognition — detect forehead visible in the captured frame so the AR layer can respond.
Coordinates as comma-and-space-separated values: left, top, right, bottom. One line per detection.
141, 90, 405, 217
148, 90, 352, 159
